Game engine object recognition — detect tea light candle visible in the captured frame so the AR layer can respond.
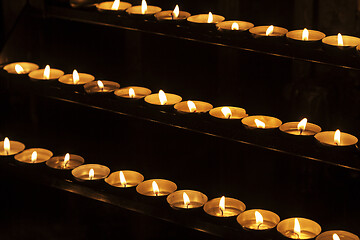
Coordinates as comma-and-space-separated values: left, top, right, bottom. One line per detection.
241, 115, 282, 129
28, 65, 64, 80
280, 118, 321, 136
316, 231, 359, 240
203, 196, 246, 217
237, 209, 280, 231
58, 69, 95, 85
72, 164, 110, 181
126, 0, 161, 16
187, 12, 225, 25
0, 137, 25, 156
144, 90, 182, 106
14, 148, 53, 164
155, 5, 190, 21
286, 28, 325, 43
3, 62, 39, 74
167, 190, 208, 209
105, 170, 144, 188
46, 153, 84, 170
209, 106, 248, 119
250, 25, 288, 38
96, 0, 132, 13
114, 86, 152, 99
174, 100, 213, 114
136, 179, 177, 196
216, 20, 254, 32
84, 80, 120, 94
322, 33, 360, 49
314, 130, 358, 147
277, 217, 321, 239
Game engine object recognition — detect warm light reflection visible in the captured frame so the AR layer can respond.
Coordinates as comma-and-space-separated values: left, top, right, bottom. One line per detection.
31, 151, 37, 163
63, 153, 70, 168
294, 218, 301, 237
254, 119, 265, 128
183, 192, 190, 207
219, 196, 225, 214
44, 65, 50, 79
297, 118, 307, 133
266, 25, 274, 36
158, 90, 167, 105
231, 22, 239, 31
333, 233, 341, 240
302, 28, 309, 41
207, 12, 213, 23
338, 33, 344, 46
111, 0, 120, 10
129, 88, 136, 98
255, 211, 263, 226
72, 69, 79, 84
334, 129, 341, 145
4, 137, 10, 154
15, 64, 25, 74
152, 181, 160, 196
141, 0, 147, 14
187, 101, 197, 113
119, 171, 127, 187
89, 168, 95, 180
221, 107, 232, 119
172, 5, 179, 18
97, 80, 104, 91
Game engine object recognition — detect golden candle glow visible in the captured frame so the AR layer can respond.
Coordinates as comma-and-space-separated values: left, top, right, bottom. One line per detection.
141, 0, 147, 14
111, 0, 120, 10
119, 171, 127, 186
219, 196, 225, 214
4, 137, 10, 154
255, 211, 264, 226
266, 25, 274, 36
129, 88, 136, 98
334, 129, 341, 145
44, 65, 50, 79
297, 118, 307, 133
183, 192, 190, 207
31, 151, 37, 163
221, 107, 232, 119
159, 90, 167, 105
97, 80, 104, 91
15, 64, 25, 74
294, 218, 301, 237
207, 12, 213, 23
231, 22, 239, 30
89, 168, 95, 180
337, 33, 344, 46
254, 119, 266, 128
302, 28, 309, 41
333, 233, 341, 240
152, 181, 160, 196
63, 153, 70, 168
72, 69, 80, 84
187, 100, 197, 113
173, 5, 179, 18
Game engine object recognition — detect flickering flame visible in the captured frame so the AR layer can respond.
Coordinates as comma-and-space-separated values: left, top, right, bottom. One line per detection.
302, 28, 309, 41
44, 65, 50, 79
187, 101, 197, 113
159, 90, 167, 105
89, 168, 95, 180
141, 0, 147, 14
333, 233, 341, 240
119, 171, 127, 186
266, 25, 274, 36
254, 119, 265, 128
221, 107, 232, 119
15, 64, 25, 74
152, 181, 160, 196
63, 153, 70, 168
72, 69, 80, 84
111, 0, 120, 10
31, 151, 37, 163
219, 196, 225, 213
338, 33, 344, 46
255, 211, 263, 225
207, 12, 213, 23
4, 137, 10, 154
297, 118, 307, 132
97, 80, 104, 91
129, 88, 136, 98
294, 218, 301, 237
173, 5, 179, 18
231, 22, 239, 31
183, 192, 190, 207
334, 129, 341, 145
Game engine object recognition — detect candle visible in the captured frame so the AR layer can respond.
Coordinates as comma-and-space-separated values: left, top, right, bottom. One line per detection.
216, 21, 254, 32
58, 69, 95, 85
105, 170, 144, 188
136, 179, 177, 196
96, 0, 132, 12
250, 25, 288, 38
3, 62, 39, 74
28, 65, 64, 80
322, 33, 360, 48
72, 164, 110, 181
209, 106, 248, 119
84, 80, 120, 94
237, 209, 280, 231
286, 29, 326, 43
174, 100, 213, 114
46, 153, 84, 170
14, 148, 53, 164
241, 115, 282, 129
316, 231, 359, 240
314, 130, 358, 147
126, 0, 161, 16
144, 90, 182, 106
277, 217, 321, 239
187, 12, 225, 25
114, 86, 152, 99
203, 196, 246, 217
155, 5, 191, 21
280, 118, 321, 136
167, 190, 208, 209
0, 137, 25, 156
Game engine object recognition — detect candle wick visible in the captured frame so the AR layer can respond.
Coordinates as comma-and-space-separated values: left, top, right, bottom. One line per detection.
186, 203, 189, 209
220, 208, 223, 216
228, 115, 231, 119
155, 192, 158, 197
257, 223, 262, 230
294, 232, 300, 239
124, 183, 127, 188
299, 129, 303, 135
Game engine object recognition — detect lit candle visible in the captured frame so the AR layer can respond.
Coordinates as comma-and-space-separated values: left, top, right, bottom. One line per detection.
203, 196, 246, 217
28, 65, 64, 80
209, 106, 248, 119
114, 86, 152, 99
187, 12, 225, 25
3, 62, 39, 74
84, 80, 120, 94
105, 170, 144, 188
314, 129, 358, 147
216, 20, 254, 32
126, 0, 161, 16
167, 190, 208, 209
322, 33, 360, 49
277, 217, 321, 239
46, 153, 85, 170
250, 25, 288, 38
174, 100, 213, 114
136, 179, 177, 196
241, 115, 282, 129
0, 137, 25, 156
72, 164, 110, 181
14, 148, 53, 164
316, 231, 359, 240
286, 28, 326, 43
144, 90, 182, 106
280, 118, 322, 136
237, 209, 280, 231
58, 69, 95, 85
96, 0, 132, 12
155, 5, 191, 21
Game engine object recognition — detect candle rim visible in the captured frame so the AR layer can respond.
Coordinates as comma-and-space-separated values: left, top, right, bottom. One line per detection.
187, 13, 225, 24
58, 72, 95, 85
316, 230, 359, 240
126, 5, 162, 15
72, 163, 110, 180
209, 106, 247, 119
96, 1, 132, 11
286, 29, 326, 41
279, 121, 322, 134
237, 209, 280, 229
216, 20, 254, 31
105, 170, 144, 187
322, 35, 360, 47
241, 115, 282, 129
174, 100, 213, 113
28, 68, 64, 80
277, 217, 322, 239
314, 131, 358, 146
154, 9, 191, 21
14, 147, 53, 163
3, 62, 39, 74
249, 25, 288, 36
167, 189, 208, 207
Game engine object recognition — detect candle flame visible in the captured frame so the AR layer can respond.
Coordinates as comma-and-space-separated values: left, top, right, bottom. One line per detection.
63, 153, 70, 167
152, 181, 160, 196
159, 90, 167, 105
129, 88, 136, 98
44, 65, 50, 79
72, 69, 80, 84
294, 218, 301, 236
207, 12, 213, 23
333, 233, 341, 240
4, 137, 10, 154
173, 5, 179, 18
255, 211, 263, 225
111, 0, 120, 10
338, 33, 344, 46
221, 107, 232, 119
297, 118, 307, 132
89, 168, 95, 180
187, 101, 197, 113
334, 129, 341, 145
97, 80, 104, 91
15, 64, 25, 74
231, 22, 239, 30
119, 171, 127, 186
254, 119, 265, 128
141, 0, 147, 14
266, 25, 274, 36
183, 192, 190, 207
302, 28, 309, 41
31, 151, 37, 163
219, 196, 225, 213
